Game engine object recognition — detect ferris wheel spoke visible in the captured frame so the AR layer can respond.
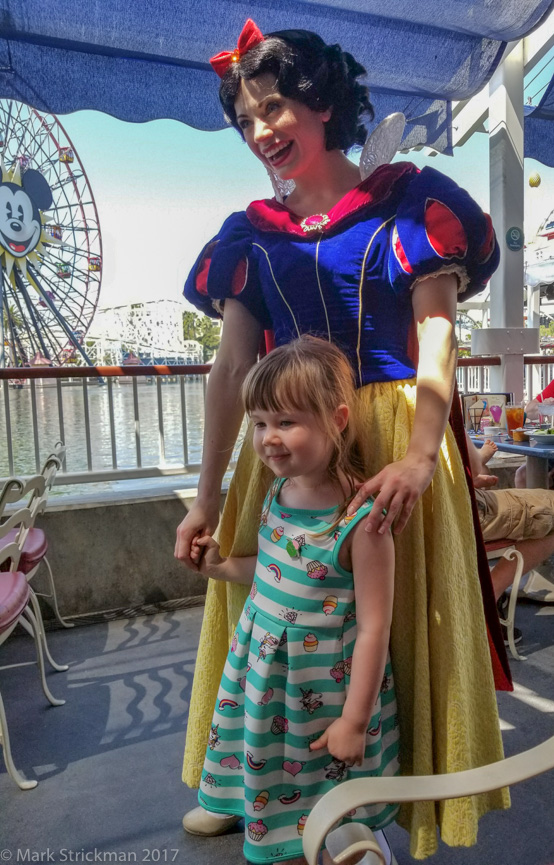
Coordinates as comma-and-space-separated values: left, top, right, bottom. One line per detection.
12, 275, 60, 362
27, 264, 94, 365
53, 243, 91, 259
26, 127, 55, 167
12, 270, 54, 360
8, 289, 43, 363
4, 302, 31, 366
39, 259, 91, 305
1, 102, 14, 154
49, 173, 85, 192
12, 103, 34, 162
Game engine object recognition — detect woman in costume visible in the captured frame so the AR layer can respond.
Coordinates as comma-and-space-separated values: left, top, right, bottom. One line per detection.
175, 20, 510, 859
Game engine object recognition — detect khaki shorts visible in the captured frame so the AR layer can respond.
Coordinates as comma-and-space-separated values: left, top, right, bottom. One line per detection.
476, 487, 554, 542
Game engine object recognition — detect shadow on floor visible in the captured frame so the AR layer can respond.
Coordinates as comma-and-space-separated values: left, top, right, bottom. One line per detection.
1, 602, 553, 864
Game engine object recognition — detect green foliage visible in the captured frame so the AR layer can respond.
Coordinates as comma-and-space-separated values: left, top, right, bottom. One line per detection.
183, 310, 221, 361
540, 322, 554, 338
2, 303, 23, 330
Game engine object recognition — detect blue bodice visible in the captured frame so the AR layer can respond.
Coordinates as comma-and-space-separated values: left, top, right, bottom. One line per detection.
184, 162, 499, 387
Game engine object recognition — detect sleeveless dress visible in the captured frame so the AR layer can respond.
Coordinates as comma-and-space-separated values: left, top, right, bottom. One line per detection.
199, 487, 399, 864
183, 162, 511, 858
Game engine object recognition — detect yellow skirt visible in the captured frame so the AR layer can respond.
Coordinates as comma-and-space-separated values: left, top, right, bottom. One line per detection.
182, 381, 509, 859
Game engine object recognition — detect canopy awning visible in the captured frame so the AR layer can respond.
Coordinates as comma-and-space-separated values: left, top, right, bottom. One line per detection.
1, 0, 553, 154
525, 77, 554, 166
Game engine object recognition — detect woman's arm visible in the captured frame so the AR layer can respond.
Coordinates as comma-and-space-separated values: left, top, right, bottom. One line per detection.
174, 299, 262, 567
309, 525, 394, 765
348, 273, 458, 534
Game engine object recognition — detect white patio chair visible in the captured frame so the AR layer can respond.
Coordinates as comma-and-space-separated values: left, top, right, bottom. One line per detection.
484, 539, 526, 660
0, 443, 70, 673
302, 735, 554, 865
0, 507, 65, 790
26, 445, 72, 630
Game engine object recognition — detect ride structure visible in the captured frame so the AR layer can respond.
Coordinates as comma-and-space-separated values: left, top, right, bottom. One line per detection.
0, 100, 102, 368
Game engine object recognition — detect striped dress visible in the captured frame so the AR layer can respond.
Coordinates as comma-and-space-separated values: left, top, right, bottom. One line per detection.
198, 482, 399, 864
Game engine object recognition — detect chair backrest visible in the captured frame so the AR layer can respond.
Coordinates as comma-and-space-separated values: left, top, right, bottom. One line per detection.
0, 441, 66, 524
0, 508, 33, 571
41, 442, 66, 479
32, 444, 65, 518
0, 476, 45, 521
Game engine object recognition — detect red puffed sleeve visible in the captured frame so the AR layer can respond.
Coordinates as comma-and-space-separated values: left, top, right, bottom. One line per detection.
388, 167, 499, 301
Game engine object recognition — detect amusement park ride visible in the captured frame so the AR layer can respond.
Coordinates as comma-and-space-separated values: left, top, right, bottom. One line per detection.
0, 100, 102, 369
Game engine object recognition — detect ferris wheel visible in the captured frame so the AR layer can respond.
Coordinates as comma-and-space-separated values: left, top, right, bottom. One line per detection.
0, 99, 102, 368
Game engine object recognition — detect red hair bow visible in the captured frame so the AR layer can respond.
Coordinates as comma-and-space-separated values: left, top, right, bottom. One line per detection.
210, 19, 265, 78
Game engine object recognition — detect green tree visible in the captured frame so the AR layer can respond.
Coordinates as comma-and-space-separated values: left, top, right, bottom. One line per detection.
183, 310, 199, 341
183, 311, 221, 361
540, 322, 554, 338
2, 303, 23, 331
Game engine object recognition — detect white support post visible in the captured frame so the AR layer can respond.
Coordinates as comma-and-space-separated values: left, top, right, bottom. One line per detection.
486, 41, 529, 400
527, 283, 542, 399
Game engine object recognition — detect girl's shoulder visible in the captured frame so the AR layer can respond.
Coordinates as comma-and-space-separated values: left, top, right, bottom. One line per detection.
330, 497, 376, 574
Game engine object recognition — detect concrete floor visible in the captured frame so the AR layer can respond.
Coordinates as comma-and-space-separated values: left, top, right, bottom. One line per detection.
0, 601, 553, 865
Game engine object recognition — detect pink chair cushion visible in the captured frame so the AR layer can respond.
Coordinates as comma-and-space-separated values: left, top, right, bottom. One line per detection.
0, 571, 29, 630
0, 528, 48, 572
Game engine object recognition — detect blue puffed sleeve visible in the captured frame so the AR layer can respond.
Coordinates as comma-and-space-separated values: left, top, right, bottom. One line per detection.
183, 211, 270, 326
388, 167, 499, 301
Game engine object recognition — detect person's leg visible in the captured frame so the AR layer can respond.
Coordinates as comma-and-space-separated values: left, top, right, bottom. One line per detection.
479, 439, 498, 468
490, 533, 554, 598
515, 464, 526, 488
478, 486, 554, 599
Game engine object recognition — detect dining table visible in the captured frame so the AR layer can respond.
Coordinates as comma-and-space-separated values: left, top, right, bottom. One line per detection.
470, 434, 554, 488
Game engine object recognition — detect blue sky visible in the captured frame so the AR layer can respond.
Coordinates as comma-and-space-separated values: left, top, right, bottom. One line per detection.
58, 59, 554, 314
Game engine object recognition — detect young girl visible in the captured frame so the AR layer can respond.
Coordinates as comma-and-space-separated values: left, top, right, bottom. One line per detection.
191, 336, 398, 865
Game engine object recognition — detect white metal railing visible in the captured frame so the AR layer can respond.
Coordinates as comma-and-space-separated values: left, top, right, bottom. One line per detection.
3, 356, 554, 487
0, 364, 212, 485
456, 364, 490, 394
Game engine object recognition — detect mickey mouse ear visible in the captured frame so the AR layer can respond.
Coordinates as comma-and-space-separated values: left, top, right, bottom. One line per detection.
21, 168, 53, 211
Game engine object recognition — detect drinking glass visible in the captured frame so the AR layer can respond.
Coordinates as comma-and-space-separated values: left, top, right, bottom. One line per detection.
505, 406, 524, 437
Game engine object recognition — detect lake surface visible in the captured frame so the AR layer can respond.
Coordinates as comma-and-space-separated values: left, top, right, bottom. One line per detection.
0, 379, 232, 497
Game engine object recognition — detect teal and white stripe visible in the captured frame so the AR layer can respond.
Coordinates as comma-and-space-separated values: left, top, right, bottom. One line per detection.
199, 484, 399, 863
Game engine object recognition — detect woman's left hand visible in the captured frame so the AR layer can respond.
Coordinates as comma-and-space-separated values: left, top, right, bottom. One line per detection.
309, 717, 367, 766
347, 452, 436, 535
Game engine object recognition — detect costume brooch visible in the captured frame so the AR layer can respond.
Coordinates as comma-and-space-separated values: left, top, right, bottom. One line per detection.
299, 213, 331, 234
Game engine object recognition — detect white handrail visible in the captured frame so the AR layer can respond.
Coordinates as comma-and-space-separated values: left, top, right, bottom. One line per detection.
303, 735, 554, 865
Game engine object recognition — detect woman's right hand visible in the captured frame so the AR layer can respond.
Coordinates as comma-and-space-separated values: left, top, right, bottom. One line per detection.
174, 499, 220, 570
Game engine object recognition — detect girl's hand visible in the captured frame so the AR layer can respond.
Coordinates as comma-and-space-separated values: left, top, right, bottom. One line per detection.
347, 452, 436, 535
191, 535, 225, 576
309, 718, 367, 767
174, 499, 220, 570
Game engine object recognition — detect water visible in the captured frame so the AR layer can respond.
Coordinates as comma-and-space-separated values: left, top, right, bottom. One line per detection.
0, 378, 215, 497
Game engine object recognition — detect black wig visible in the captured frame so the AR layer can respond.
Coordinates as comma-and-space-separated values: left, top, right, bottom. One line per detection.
219, 29, 374, 152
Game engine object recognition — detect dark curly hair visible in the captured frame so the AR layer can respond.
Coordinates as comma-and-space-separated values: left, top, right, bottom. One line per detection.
219, 29, 374, 152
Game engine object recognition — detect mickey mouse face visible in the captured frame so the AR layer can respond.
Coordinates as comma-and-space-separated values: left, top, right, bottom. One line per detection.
0, 184, 41, 257
0, 169, 53, 260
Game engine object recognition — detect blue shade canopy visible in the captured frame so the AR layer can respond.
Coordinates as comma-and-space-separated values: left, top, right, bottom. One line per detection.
525, 79, 554, 167
0, 0, 553, 153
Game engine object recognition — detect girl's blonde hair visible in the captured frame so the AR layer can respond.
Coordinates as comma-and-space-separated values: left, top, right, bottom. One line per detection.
242, 336, 365, 519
